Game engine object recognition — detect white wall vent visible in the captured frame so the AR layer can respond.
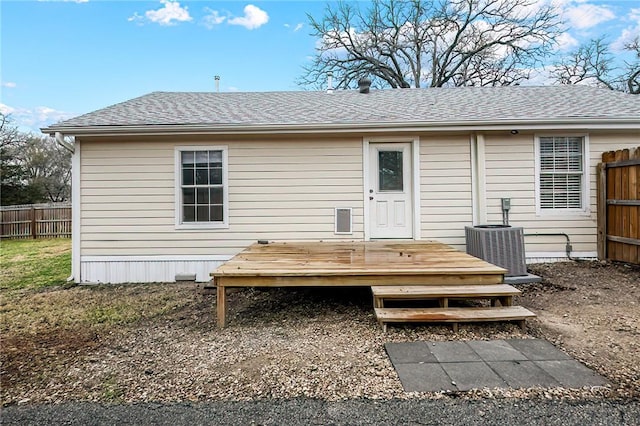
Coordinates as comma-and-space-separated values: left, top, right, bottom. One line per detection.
335, 208, 352, 234
465, 226, 527, 277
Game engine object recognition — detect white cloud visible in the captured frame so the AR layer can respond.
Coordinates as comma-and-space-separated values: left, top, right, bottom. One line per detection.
228, 5, 269, 30
285, 22, 303, 32
130, 0, 192, 26
0, 104, 73, 132
556, 32, 579, 51
564, 3, 615, 30
0, 103, 15, 115
128, 12, 143, 24
612, 7, 640, 51
1, 82, 17, 88
202, 8, 226, 29
520, 66, 556, 86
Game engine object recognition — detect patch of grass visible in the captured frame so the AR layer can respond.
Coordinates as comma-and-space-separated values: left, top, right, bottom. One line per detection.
0, 238, 71, 291
101, 374, 125, 403
0, 238, 206, 404
85, 304, 143, 325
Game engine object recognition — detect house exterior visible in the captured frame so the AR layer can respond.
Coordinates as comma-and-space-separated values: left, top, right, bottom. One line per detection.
42, 86, 640, 284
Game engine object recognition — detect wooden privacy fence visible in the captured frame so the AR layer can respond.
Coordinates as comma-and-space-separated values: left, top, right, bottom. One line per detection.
597, 147, 640, 264
1, 203, 72, 239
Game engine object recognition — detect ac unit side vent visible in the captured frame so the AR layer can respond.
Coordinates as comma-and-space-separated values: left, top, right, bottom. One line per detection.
335, 208, 352, 234
465, 226, 527, 277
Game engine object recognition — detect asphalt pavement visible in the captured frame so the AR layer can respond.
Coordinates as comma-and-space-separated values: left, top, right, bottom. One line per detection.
3, 399, 639, 425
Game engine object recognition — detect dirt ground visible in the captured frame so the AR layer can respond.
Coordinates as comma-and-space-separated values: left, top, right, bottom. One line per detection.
520, 261, 640, 397
1, 260, 639, 405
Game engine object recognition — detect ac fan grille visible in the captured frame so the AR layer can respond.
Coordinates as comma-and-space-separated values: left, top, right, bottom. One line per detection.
465, 226, 527, 277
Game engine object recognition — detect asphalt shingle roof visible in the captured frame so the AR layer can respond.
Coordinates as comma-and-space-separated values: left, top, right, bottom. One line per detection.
45, 85, 640, 132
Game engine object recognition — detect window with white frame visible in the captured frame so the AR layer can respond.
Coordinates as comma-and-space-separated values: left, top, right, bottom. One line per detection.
176, 147, 228, 227
537, 136, 587, 212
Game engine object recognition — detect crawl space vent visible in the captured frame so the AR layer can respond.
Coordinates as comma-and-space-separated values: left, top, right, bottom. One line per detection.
335, 208, 352, 234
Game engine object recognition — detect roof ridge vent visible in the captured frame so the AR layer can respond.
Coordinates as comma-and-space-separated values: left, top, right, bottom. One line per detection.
358, 77, 371, 94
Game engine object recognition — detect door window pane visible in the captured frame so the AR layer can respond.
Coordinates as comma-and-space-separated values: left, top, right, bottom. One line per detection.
379, 151, 403, 191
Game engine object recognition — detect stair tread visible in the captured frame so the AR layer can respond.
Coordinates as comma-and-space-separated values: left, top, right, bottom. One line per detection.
371, 284, 520, 298
374, 306, 536, 322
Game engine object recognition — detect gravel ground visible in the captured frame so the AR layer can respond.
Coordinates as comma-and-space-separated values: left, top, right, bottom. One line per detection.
2, 261, 639, 405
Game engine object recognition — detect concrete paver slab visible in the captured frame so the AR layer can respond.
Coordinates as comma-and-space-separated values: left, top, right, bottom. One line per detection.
384, 342, 436, 364
393, 363, 455, 392
428, 341, 482, 362
534, 360, 609, 388
467, 340, 528, 361
386, 339, 609, 393
488, 361, 560, 388
507, 338, 571, 361
440, 362, 507, 391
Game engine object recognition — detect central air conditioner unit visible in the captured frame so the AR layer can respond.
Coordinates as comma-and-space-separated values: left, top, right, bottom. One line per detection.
465, 225, 527, 277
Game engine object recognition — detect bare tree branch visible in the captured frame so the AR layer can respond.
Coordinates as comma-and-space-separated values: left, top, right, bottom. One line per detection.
299, 0, 561, 89
551, 38, 617, 90
624, 37, 640, 94
551, 36, 640, 94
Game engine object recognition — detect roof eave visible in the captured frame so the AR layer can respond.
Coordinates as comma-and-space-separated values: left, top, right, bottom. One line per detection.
42, 118, 640, 137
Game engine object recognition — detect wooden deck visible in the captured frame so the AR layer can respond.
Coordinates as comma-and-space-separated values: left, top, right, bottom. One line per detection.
211, 241, 507, 327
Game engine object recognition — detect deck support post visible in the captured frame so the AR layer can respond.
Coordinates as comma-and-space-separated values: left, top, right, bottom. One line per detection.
216, 283, 226, 328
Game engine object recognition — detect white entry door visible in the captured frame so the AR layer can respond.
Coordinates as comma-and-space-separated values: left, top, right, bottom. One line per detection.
369, 143, 413, 239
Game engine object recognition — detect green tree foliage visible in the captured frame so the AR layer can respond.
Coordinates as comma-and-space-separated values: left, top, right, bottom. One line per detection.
0, 113, 71, 206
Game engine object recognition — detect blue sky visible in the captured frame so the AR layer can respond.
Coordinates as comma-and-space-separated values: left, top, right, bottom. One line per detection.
1, 0, 639, 132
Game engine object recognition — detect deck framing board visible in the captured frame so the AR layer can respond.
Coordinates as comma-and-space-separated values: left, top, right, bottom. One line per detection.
211, 241, 506, 328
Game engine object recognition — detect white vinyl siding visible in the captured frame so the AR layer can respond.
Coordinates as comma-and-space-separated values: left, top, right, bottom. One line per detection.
484, 132, 638, 255
77, 131, 639, 277
79, 137, 364, 257
419, 135, 473, 249
536, 136, 587, 213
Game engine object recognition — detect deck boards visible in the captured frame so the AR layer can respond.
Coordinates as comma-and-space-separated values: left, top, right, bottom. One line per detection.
213, 241, 506, 278
211, 241, 507, 328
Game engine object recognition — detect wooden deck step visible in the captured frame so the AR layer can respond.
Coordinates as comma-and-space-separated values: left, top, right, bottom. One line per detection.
371, 284, 520, 298
371, 284, 521, 308
374, 306, 536, 332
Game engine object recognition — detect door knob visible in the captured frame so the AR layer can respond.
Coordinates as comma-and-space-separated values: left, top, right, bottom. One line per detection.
369, 196, 374, 200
